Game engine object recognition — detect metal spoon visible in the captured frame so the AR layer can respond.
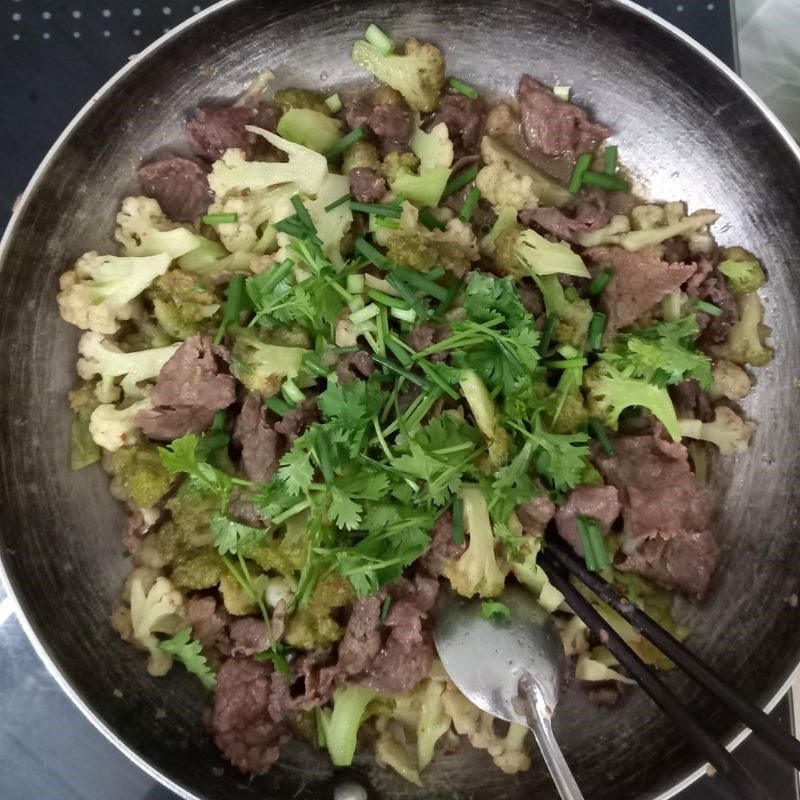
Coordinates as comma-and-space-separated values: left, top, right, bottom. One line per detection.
434, 585, 584, 800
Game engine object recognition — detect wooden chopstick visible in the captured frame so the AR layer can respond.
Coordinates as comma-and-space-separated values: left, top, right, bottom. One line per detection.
538, 551, 773, 800
542, 534, 800, 772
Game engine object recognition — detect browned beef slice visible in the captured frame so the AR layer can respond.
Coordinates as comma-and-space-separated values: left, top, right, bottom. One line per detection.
233, 393, 280, 483
292, 648, 336, 709
274, 397, 319, 442
186, 105, 259, 161
595, 435, 718, 596
555, 485, 620, 555
429, 93, 485, 157
368, 104, 412, 153
517, 75, 609, 156
669, 380, 714, 422
138, 157, 210, 222
210, 658, 292, 774
694, 272, 739, 345
123, 509, 159, 555
229, 617, 270, 657
420, 511, 463, 577
517, 495, 556, 533
187, 596, 232, 654
137, 335, 236, 440
349, 167, 387, 203
336, 350, 376, 382
584, 246, 697, 331
522, 204, 610, 244
405, 324, 450, 363
334, 595, 383, 678
343, 97, 372, 131
518, 278, 544, 318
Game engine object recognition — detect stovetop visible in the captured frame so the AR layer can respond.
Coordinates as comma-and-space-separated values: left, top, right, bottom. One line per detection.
1, 2, 796, 799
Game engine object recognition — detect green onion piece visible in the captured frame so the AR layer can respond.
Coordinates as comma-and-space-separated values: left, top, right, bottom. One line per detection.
365, 23, 394, 56
266, 396, 292, 417
576, 515, 599, 571
538, 314, 557, 356
202, 212, 238, 225
393, 267, 448, 301
603, 145, 619, 176
581, 171, 631, 192
386, 273, 430, 320
248, 258, 294, 303
458, 186, 481, 223
324, 125, 367, 161
419, 208, 447, 231
552, 85, 571, 101
348, 295, 365, 313
324, 193, 352, 212
214, 274, 245, 346
272, 217, 306, 238
347, 274, 365, 295
386, 335, 413, 367
587, 311, 607, 351
568, 153, 592, 194
692, 298, 724, 317
350, 303, 380, 326
314, 430, 334, 484
588, 267, 614, 296
589, 419, 614, 456
442, 164, 479, 198
281, 378, 304, 405
451, 497, 465, 545
436, 276, 464, 315
325, 93, 343, 113
355, 235, 390, 270
374, 216, 400, 230
303, 353, 328, 378
447, 77, 478, 99
542, 357, 588, 369
380, 594, 392, 623
426, 266, 446, 281
557, 344, 579, 359
371, 354, 431, 390
418, 360, 460, 400
390, 307, 417, 323
350, 201, 402, 218
367, 287, 410, 310
290, 195, 316, 233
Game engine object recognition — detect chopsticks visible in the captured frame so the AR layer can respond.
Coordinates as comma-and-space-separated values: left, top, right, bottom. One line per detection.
537, 535, 795, 800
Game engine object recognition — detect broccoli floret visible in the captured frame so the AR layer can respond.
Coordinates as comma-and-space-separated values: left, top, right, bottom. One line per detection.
351, 37, 445, 112
718, 246, 766, 295
380, 151, 420, 182
533, 274, 593, 347
209, 129, 327, 197
69, 382, 101, 470
171, 549, 224, 590
319, 685, 379, 766
583, 360, 681, 441
157, 490, 218, 563
344, 141, 382, 174
443, 486, 507, 598
129, 573, 185, 676
230, 328, 309, 397
89, 399, 151, 452
497, 227, 590, 280
459, 370, 510, 471
477, 137, 572, 210
58, 251, 171, 334
274, 88, 332, 115
678, 406, 756, 455
220, 569, 265, 616
77, 332, 180, 400
108, 444, 175, 507
115, 196, 210, 259
146, 270, 221, 340
285, 609, 343, 650
277, 108, 343, 154
721, 290, 774, 367
710, 359, 752, 401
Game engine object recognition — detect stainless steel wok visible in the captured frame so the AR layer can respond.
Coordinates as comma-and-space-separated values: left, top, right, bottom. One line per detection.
1, 1, 799, 798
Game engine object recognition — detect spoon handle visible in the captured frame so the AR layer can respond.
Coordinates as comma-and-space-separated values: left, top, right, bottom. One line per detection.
520, 677, 585, 800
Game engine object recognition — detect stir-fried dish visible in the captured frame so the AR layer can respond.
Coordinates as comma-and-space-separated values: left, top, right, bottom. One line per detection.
57, 24, 772, 782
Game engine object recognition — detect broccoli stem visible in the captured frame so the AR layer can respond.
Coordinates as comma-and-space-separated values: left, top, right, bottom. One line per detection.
320, 685, 379, 765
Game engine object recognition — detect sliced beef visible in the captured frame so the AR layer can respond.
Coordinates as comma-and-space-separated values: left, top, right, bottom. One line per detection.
274, 397, 319, 442
138, 157, 210, 222
187, 596, 232, 655
233, 393, 280, 483
517, 75, 609, 157
343, 97, 411, 154
137, 335, 236, 440
669, 380, 714, 422
123, 508, 161, 556
694, 272, 739, 345
186, 105, 259, 161
334, 595, 383, 678
516, 495, 556, 535
405, 324, 450, 363
336, 350, 376, 382
429, 93, 485, 157
229, 617, 270, 657
584, 246, 698, 332
518, 278, 544, 318
343, 96, 373, 131
555, 486, 621, 555
582, 682, 623, 705
349, 167, 387, 203
209, 658, 292, 774
420, 512, 463, 577
522, 204, 610, 244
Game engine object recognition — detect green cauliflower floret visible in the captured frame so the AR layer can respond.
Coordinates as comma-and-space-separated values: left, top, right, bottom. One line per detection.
352, 37, 445, 112
129, 573, 185, 676
319, 685, 380, 766
510, 530, 564, 612
220, 569, 266, 616
495, 226, 589, 280
459, 370, 510, 471
115, 196, 211, 259
480, 205, 518, 259
678, 405, 756, 455
583, 360, 681, 441
277, 108, 343, 154
230, 328, 309, 397
157, 489, 218, 563
389, 166, 451, 208
547, 368, 588, 434
58, 251, 171, 334
410, 120, 454, 171
177, 243, 254, 278
108, 444, 175, 508
274, 88, 332, 115
380, 151, 420, 182
533, 274, 593, 347
69, 382, 101, 470
284, 571, 354, 647
146, 270, 221, 340
718, 246, 766, 295
344, 141, 381, 174
88, 399, 151, 452
721, 290, 774, 367
443, 486, 507, 598
171, 549, 224, 591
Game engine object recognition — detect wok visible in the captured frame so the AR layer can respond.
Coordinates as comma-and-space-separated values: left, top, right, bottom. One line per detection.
1, 1, 799, 798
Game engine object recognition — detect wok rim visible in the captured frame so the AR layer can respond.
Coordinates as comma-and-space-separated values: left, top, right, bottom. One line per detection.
1, 1, 798, 798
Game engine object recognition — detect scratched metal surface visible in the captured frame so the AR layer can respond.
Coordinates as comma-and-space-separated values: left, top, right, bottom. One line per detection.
0, 1, 799, 800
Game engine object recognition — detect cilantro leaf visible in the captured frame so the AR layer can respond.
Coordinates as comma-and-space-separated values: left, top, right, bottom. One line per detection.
462, 272, 532, 330
158, 627, 217, 689
276, 431, 316, 496
480, 601, 511, 623
211, 512, 268, 556
317, 377, 385, 432
487, 442, 538, 524
159, 434, 233, 500
254, 643, 293, 677
328, 487, 363, 530
515, 422, 591, 492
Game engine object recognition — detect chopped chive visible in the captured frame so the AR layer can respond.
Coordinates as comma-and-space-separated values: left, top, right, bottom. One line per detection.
348, 295, 365, 313
303, 354, 328, 378
557, 344, 579, 359
386, 274, 430, 320
324, 125, 367, 161
202, 212, 238, 225
355, 235, 390, 270
273, 217, 306, 238
589, 419, 614, 456
692, 298, 724, 317
568, 153, 592, 194
214, 274, 245, 346
427, 266, 446, 281
442, 164, 479, 198
538, 314, 557, 356
290, 195, 316, 233
603, 145, 618, 176
451, 497, 465, 545
448, 77, 478, 99
393, 267, 448, 301
325, 93, 342, 113
419, 208, 447, 231
281, 378, 304, 405
365, 23, 394, 56
386, 335, 413, 367
371, 354, 431, 390
347, 274, 365, 295
367, 287, 410, 310
589, 266, 614, 296
380, 594, 392, 623
266, 396, 292, 417
437, 276, 464, 315
390, 307, 417, 323
576, 515, 599, 571
458, 186, 481, 223
542, 357, 588, 369
350, 201, 402, 218
350, 303, 380, 326
582, 171, 631, 192
418, 360, 460, 400
552, 85, 571, 101
588, 311, 607, 351
324, 192, 352, 212
374, 216, 400, 230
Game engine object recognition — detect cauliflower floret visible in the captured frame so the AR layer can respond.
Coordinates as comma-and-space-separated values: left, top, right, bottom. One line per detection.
476, 162, 539, 213
230, 328, 309, 397
273, 88, 331, 115
718, 246, 767, 295
721, 291, 774, 367
410, 120, 454, 171
344, 141, 382, 174
496, 226, 590, 280
77, 332, 180, 399
276, 108, 343, 154
58, 251, 171, 334
381, 151, 421, 183
574, 214, 631, 248
459, 370, 510, 471
89, 398, 151, 452
678, 406, 756, 455
621, 209, 718, 252
304, 173, 354, 268
710, 359, 752, 401
115, 196, 208, 259
480, 205, 518, 259
630, 204, 666, 231
129, 573, 185, 676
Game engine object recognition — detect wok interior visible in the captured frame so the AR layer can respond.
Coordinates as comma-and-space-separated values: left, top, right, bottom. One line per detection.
1, 1, 799, 798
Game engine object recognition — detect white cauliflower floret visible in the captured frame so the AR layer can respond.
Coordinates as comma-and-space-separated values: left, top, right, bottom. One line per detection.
476, 162, 539, 213
304, 173, 353, 268
575, 214, 631, 248
678, 405, 756, 455
57, 251, 171, 334
710, 360, 752, 401
630, 204, 666, 231
129, 574, 185, 676
89, 398, 151, 451
115, 196, 207, 259
77, 332, 180, 399
428, 218, 480, 262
